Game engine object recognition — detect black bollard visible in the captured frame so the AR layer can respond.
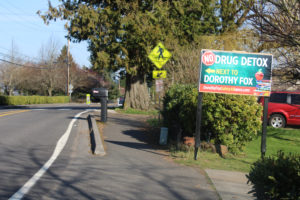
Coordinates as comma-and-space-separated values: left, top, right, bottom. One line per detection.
100, 97, 107, 122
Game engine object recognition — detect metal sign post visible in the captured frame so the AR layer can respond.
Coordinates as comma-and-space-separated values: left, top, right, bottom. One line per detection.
155, 80, 164, 121
149, 42, 172, 124
194, 92, 203, 160
261, 97, 269, 158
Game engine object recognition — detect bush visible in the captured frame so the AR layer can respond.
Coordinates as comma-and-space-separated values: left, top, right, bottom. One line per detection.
0, 96, 69, 105
162, 84, 262, 153
247, 151, 300, 200
0, 95, 8, 105
108, 84, 121, 100
202, 92, 262, 154
162, 84, 198, 138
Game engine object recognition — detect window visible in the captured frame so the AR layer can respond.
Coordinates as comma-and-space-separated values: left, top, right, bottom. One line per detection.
270, 93, 287, 103
291, 94, 300, 105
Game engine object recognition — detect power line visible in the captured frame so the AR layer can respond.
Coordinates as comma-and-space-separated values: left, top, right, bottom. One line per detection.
0, 47, 41, 62
3, 1, 36, 16
0, 1, 66, 33
0, 48, 69, 70
0, 58, 48, 69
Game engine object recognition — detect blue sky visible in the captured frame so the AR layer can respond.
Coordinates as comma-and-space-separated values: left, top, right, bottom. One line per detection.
0, 0, 90, 67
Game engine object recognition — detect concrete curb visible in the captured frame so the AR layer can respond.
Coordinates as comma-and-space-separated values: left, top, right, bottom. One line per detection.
87, 114, 106, 156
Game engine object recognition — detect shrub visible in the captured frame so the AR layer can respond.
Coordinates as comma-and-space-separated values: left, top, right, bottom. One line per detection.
0, 95, 8, 105
162, 84, 262, 153
247, 151, 300, 200
202, 92, 262, 154
162, 84, 198, 138
0, 96, 69, 105
108, 84, 121, 100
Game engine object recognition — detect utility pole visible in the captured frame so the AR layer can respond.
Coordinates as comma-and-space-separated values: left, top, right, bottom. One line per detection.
67, 38, 70, 97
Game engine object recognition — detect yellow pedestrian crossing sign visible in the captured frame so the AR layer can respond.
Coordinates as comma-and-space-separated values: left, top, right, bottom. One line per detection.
148, 42, 172, 69
153, 70, 167, 79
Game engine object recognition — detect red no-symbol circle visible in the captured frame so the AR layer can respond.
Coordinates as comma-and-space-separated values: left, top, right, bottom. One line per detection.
202, 51, 216, 66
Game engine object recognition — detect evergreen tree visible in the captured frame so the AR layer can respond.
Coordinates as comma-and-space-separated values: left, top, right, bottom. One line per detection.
39, 0, 252, 109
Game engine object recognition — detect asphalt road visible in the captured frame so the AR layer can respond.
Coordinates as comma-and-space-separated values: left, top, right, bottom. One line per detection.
0, 104, 218, 200
0, 104, 96, 199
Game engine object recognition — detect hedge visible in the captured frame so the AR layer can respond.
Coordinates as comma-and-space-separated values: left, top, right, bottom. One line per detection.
0, 95, 69, 105
162, 84, 263, 154
247, 151, 300, 199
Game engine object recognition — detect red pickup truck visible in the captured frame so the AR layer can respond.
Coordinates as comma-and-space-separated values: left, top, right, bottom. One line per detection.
259, 91, 300, 128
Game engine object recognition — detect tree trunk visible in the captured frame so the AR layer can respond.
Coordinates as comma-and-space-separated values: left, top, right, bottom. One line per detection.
124, 74, 150, 110
48, 89, 53, 96
9, 89, 13, 96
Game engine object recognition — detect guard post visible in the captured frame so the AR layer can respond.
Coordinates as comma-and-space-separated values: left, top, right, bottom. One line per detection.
92, 88, 108, 122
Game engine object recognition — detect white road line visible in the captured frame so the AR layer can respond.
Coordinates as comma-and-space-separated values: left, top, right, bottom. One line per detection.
9, 110, 91, 200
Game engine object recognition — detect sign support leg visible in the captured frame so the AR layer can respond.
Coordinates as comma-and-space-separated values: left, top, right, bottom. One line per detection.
194, 92, 203, 160
261, 97, 269, 159
158, 92, 161, 122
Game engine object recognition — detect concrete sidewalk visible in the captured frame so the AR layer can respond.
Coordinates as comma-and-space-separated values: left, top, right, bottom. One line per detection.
205, 169, 255, 200
90, 111, 256, 200
91, 112, 220, 199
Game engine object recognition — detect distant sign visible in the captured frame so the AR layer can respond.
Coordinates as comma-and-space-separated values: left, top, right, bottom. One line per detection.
153, 70, 167, 79
155, 79, 164, 92
199, 50, 273, 96
69, 84, 73, 90
148, 42, 172, 69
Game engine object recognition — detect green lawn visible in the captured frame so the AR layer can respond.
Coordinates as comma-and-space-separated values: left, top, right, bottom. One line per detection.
171, 127, 300, 172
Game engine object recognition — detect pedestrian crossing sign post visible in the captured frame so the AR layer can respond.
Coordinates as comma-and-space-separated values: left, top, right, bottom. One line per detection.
148, 42, 172, 69
153, 70, 167, 79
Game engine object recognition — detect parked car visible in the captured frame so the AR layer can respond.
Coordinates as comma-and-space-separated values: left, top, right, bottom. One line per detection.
259, 91, 300, 128
117, 96, 125, 107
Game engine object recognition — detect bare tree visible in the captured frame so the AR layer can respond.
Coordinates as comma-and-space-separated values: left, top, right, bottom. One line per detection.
164, 30, 261, 86
38, 37, 63, 96
0, 42, 23, 96
16, 64, 44, 95
250, 0, 300, 88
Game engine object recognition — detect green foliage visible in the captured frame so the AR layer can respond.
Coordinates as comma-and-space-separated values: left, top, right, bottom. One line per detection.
116, 108, 158, 115
0, 95, 8, 105
108, 83, 120, 100
39, 0, 253, 78
162, 84, 262, 153
162, 84, 198, 135
167, 127, 300, 172
0, 96, 69, 105
202, 92, 262, 154
247, 151, 300, 200
147, 118, 163, 128
38, 0, 254, 109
